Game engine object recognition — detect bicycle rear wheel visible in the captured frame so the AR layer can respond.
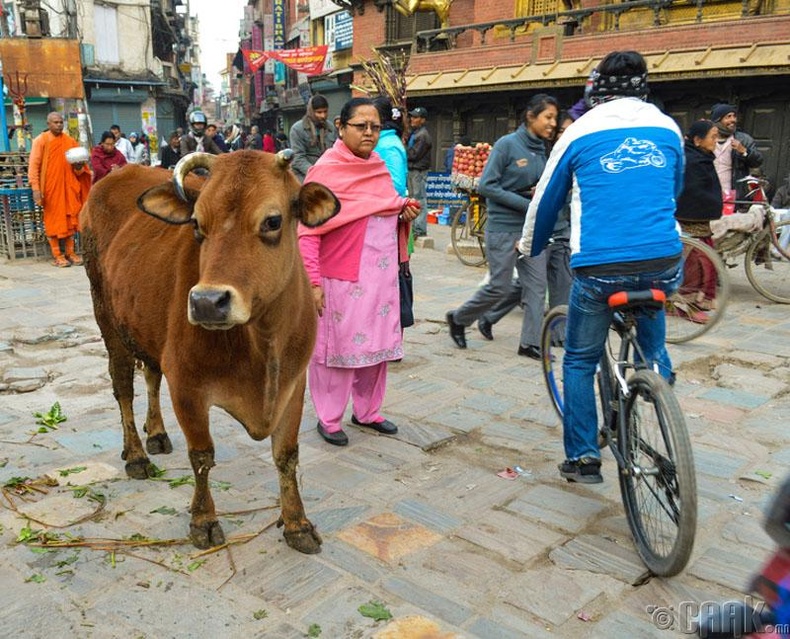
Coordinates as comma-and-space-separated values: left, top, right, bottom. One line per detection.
540, 305, 568, 420
744, 220, 790, 304
450, 200, 487, 267
618, 370, 697, 576
665, 236, 730, 343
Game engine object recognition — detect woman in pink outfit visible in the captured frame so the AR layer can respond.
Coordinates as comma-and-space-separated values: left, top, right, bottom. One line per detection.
298, 97, 420, 446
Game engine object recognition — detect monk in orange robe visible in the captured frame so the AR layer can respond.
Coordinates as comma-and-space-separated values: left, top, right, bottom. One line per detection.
28, 112, 87, 267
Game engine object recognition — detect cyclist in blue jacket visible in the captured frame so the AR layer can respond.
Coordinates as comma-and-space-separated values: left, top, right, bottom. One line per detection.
518, 50, 685, 484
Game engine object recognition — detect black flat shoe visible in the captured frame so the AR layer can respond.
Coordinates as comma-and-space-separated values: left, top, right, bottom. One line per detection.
446, 311, 467, 349
316, 421, 348, 446
518, 344, 542, 360
351, 415, 398, 434
478, 318, 493, 341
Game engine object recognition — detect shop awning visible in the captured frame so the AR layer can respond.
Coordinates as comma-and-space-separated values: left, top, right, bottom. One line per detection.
406, 42, 790, 96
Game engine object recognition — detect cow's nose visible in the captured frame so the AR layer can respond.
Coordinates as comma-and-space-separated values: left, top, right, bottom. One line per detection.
190, 289, 232, 324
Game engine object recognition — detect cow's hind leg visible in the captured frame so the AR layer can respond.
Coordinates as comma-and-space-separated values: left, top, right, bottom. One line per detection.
272, 381, 322, 554
90, 299, 155, 478
141, 364, 173, 455
107, 341, 155, 478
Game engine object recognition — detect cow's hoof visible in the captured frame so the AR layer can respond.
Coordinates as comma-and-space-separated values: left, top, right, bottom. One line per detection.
190, 521, 226, 549
146, 433, 173, 455
283, 524, 323, 554
125, 459, 156, 479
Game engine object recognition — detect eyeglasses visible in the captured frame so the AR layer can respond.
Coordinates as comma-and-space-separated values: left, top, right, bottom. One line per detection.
344, 121, 382, 133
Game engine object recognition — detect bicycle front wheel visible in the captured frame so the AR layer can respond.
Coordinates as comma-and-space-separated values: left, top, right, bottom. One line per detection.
665, 236, 730, 344
745, 220, 790, 304
540, 305, 568, 420
450, 200, 487, 267
540, 305, 612, 434
618, 370, 697, 576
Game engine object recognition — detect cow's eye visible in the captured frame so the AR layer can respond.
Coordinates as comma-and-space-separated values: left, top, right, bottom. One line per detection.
260, 215, 282, 233
192, 221, 205, 244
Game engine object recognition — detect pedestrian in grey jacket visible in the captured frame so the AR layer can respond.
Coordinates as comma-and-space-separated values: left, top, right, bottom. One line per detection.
446, 94, 560, 358
710, 103, 763, 201
289, 95, 336, 182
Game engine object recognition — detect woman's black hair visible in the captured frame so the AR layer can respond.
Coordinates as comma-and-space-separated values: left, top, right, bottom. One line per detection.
522, 93, 559, 122
339, 97, 377, 126
100, 131, 115, 143
686, 119, 716, 143
372, 95, 403, 135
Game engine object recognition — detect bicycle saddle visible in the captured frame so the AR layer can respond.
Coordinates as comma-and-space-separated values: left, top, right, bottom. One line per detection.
607, 289, 666, 310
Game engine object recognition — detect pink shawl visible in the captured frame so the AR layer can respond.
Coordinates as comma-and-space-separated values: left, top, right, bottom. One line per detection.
298, 139, 408, 282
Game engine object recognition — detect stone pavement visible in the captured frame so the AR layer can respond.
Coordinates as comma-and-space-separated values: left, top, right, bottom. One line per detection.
1, 223, 789, 639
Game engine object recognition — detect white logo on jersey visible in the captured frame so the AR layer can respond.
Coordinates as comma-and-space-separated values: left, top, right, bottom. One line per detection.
600, 137, 667, 174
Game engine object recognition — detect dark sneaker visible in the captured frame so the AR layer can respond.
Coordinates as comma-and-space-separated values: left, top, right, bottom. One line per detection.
559, 457, 603, 484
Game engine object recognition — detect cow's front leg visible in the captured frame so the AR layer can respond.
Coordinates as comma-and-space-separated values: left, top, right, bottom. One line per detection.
142, 364, 173, 455
272, 389, 322, 554
187, 448, 225, 549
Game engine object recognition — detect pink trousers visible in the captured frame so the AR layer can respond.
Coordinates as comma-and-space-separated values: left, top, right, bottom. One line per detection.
308, 361, 388, 432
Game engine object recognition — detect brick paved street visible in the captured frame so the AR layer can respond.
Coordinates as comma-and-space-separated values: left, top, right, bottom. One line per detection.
1, 223, 788, 638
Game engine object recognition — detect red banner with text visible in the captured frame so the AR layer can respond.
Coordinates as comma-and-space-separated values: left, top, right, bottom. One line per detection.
241, 46, 328, 76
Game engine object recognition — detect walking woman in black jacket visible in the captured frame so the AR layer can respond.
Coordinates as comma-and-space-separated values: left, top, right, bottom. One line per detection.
674, 119, 723, 321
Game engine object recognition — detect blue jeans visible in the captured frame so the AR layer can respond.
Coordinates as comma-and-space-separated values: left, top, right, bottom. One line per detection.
562, 260, 682, 461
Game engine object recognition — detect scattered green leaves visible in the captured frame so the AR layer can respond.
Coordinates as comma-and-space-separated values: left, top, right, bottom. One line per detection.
186, 560, 206, 572
25, 573, 46, 583
150, 506, 177, 516
166, 475, 193, 489
56, 554, 80, 569
358, 601, 393, 622
253, 609, 269, 620
4, 476, 32, 490
17, 524, 67, 547
33, 402, 67, 432
147, 463, 167, 478
755, 470, 773, 480
58, 466, 87, 477
307, 623, 322, 637
16, 523, 42, 544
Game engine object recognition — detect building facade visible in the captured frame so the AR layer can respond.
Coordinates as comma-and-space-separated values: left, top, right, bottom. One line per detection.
1, 0, 197, 153
344, 0, 790, 190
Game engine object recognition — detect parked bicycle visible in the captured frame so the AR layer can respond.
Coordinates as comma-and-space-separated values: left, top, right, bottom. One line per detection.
541, 291, 697, 577
664, 176, 790, 343
450, 189, 487, 267
715, 176, 790, 304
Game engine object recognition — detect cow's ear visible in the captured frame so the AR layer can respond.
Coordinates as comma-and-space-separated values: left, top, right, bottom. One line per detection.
296, 182, 340, 228
137, 183, 196, 224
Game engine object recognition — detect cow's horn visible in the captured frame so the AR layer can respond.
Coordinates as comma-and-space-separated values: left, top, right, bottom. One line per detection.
275, 148, 294, 168
172, 152, 216, 201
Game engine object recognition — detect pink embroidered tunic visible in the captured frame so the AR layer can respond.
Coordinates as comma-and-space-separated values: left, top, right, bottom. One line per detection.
298, 139, 409, 369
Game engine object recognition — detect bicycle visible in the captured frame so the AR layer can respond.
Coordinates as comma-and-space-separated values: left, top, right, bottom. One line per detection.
450, 190, 487, 267
664, 175, 790, 343
714, 176, 790, 305
664, 235, 730, 344
540, 291, 697, 577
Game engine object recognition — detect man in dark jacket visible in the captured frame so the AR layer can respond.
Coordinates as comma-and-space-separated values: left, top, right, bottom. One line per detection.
407, 107, 433, 237
710, 103, 763, 202
289, 95, 335, 182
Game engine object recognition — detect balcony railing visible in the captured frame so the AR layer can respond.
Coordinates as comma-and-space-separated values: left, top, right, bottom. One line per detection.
414, 0, 779, 51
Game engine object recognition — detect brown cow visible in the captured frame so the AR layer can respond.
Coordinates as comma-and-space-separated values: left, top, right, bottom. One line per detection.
81, 150, 338, 552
